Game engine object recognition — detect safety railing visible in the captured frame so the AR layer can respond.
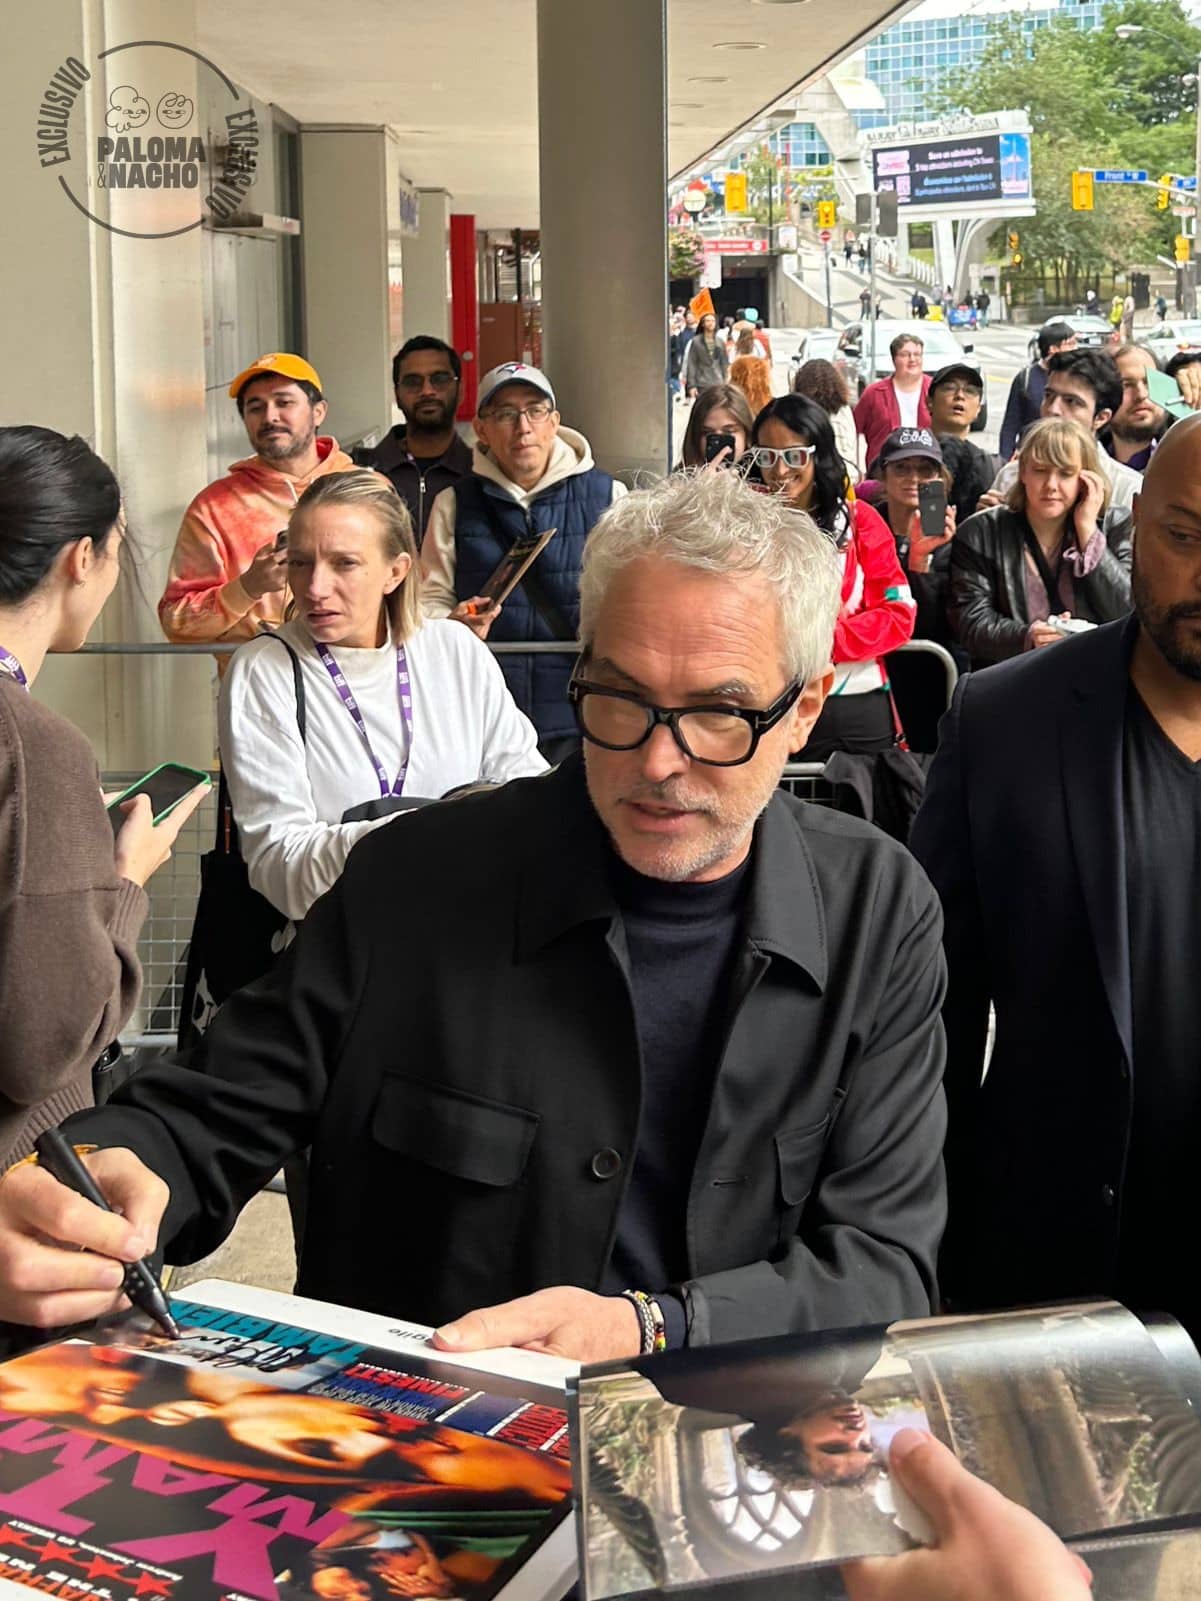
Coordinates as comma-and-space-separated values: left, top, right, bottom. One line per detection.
68, 636, 956, 1053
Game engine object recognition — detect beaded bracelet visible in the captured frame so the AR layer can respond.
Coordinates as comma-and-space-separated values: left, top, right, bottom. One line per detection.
622, 1289, 667, 1355
2, 1142, 98, 1182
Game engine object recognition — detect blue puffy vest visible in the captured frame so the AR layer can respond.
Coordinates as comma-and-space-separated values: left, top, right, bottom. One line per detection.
452, 466, 614, 741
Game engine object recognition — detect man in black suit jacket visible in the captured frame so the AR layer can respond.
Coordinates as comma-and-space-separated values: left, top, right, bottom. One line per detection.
0, 469, 947, 1363
912, 415, 1201, 1343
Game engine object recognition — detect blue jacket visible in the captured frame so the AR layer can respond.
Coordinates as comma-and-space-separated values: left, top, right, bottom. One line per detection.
451, 456, 615, 741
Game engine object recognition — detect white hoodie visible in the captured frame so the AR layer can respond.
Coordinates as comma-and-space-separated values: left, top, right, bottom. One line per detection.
419, 426, 626, 616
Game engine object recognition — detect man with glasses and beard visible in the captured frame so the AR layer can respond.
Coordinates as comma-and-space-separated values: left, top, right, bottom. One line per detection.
0, 471, 946, 1362
359, 337, 473, 545
912, 414, 1201, 1350
421, 361, 627, 761
159, 354, 358, 650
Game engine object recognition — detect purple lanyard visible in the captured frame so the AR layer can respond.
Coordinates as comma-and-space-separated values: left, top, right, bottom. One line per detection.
0, 647, 28, 690
316, 642, 413, 798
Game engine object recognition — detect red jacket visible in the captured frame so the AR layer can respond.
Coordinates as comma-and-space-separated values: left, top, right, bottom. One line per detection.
853, 376, 932, 473
830, 499, 916, 690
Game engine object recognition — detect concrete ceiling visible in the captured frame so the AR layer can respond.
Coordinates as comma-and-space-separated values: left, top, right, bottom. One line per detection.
198, 0, 913, 230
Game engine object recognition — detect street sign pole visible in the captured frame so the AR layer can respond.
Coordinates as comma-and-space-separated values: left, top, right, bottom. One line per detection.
868, 194, 878, 375
824, 240, 833, 329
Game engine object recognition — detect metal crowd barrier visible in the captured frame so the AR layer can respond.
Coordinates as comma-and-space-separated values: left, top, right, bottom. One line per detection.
75, 637, 956, 1050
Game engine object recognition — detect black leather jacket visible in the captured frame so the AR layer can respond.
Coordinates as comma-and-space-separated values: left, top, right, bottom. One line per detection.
948, 504, 1132, 669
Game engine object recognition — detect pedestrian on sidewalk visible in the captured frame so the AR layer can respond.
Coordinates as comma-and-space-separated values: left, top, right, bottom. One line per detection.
976, 288, 991, 328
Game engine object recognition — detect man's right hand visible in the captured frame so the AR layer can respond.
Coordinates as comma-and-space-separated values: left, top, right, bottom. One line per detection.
0, 1149, 168, 1328
241, 539, 290, 601
975, 490, 1005, 513
449, 597, 502, 640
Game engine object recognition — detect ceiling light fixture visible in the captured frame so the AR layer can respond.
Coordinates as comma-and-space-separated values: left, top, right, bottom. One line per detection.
712, 40, 768, 50
687, 74, 730, 83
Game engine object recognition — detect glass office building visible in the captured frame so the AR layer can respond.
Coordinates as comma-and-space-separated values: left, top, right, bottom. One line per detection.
777, 0, 1105, 164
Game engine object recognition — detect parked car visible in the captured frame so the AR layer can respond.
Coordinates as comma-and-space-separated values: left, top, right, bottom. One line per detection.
839, 319, 988, 431
789, 327, 850, 378
1144, 320, 1201, 366
1025, 315, 1119, 362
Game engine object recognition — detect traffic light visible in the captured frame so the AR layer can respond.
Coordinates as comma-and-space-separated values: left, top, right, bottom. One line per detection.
1011, 251, 1024, 267
1070, 171, 1094, 211
1158, 173, 1174, 211
1176, 234, 1191, 264
816, 200, 837, 230
1007, 230, 1020, 251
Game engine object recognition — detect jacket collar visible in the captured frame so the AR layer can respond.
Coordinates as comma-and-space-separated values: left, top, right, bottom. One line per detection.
515, 760, 826, 988
371, 426, 473, 476
1059, 614, 1138, 1065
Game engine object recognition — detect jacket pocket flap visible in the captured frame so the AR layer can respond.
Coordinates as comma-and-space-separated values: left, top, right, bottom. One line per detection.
775, 1117, 830, 1207
373, 1076, 538, 1188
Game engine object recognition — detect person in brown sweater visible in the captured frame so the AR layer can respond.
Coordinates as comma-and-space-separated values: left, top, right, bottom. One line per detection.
0, 427, 206, 1167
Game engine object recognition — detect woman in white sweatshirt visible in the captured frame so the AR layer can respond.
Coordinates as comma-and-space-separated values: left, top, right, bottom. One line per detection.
219, 470, 546, 921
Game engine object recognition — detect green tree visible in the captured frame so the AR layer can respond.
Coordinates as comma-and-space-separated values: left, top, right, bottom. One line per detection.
934, 0, 1201, 296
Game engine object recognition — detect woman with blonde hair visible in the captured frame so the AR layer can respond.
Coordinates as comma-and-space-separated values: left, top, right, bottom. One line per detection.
948, 418, 1131, 669
219, 470, 545, 922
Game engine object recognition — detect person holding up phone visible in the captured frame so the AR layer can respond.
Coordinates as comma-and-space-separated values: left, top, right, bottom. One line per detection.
871, 428, 958, 651
748, 396, 916, 761
0, 426, 206, 1168
677, 384, 755, 474
949, 419, 1131, 670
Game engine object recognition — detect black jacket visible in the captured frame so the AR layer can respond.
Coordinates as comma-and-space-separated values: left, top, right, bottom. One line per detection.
948, 503, 1132, 669
66, 760, 947, 1345
910, 619, 1139, 1314
358, 427, 474, 543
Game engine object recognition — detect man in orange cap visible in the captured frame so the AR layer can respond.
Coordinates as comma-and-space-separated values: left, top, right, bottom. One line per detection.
158, 354, 357, 648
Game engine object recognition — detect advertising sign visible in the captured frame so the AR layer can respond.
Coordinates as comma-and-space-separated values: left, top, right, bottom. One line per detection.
871, 129, 1031, 209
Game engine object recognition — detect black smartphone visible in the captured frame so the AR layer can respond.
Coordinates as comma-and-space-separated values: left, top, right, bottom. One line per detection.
704, 430, 737, 464
107, 763, 211, 835
918, 479, 947, 541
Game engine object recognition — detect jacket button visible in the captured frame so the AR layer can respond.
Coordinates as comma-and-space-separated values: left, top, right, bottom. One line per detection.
1101, 1183, 1116, 1207
590, 1148, 623, 1181
1119, 1061, 1130, 1081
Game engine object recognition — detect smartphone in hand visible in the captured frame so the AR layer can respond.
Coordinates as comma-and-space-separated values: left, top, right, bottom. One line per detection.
918, 479, 947, 541
704, 431, 737, 464
107, 763, 211, 835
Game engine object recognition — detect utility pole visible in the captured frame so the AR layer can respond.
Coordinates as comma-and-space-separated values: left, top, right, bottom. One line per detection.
868, 195, 878, 380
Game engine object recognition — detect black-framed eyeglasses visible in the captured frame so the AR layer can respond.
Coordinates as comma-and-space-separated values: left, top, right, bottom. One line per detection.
567, 673, 803, 766
398, 371, 457, 392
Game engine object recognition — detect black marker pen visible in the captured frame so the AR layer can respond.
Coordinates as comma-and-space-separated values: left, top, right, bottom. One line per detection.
34, 1128, 179, 1340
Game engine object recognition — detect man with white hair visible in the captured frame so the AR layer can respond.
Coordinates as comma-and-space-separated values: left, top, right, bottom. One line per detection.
0, 473, 947, 1360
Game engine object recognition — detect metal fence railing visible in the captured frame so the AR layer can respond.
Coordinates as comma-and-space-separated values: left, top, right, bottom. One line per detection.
74, 637, 957, 1052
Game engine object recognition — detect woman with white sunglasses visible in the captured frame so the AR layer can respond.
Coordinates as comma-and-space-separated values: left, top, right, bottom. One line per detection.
747, 395, 915, 760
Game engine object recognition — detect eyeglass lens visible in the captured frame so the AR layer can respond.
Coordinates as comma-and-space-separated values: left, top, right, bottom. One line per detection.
488, 403, 553, 426
399, 371, 456, 391
577, 691, 755, 763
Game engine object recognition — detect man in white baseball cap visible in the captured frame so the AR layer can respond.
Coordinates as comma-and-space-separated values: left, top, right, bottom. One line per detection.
421, 362, 625, 759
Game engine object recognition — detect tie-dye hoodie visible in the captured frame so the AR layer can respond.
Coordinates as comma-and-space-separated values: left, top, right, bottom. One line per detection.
158, 437, 355, 645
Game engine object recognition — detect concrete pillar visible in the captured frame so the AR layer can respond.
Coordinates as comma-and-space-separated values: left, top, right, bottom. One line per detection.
3, 0, 213, 772
537, 0, 668, 480
402, 188, 453, 343
300, 126, 394, 447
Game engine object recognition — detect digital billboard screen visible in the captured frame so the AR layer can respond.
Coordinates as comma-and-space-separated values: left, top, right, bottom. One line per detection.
871, 130, 1031, 208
